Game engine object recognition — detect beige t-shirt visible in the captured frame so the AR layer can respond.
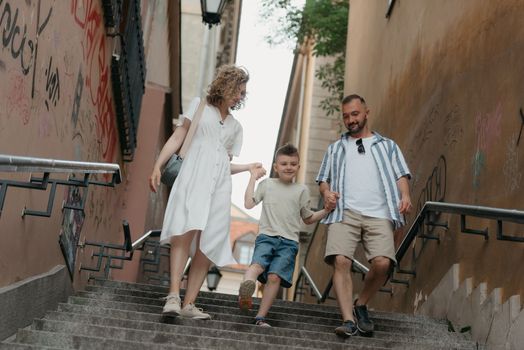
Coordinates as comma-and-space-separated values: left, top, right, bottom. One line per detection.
253, 178, 315, 242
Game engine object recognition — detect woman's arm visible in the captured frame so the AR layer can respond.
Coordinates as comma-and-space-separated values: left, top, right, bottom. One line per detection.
149, 118, 190, 193
230, 162, 265, 175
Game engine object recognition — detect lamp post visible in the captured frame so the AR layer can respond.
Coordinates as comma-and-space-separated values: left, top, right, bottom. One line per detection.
206, 266, 223, 291
200, 0, 228, 28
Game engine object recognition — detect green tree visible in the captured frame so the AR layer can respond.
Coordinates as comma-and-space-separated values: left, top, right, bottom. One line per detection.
260, 0, 348, 115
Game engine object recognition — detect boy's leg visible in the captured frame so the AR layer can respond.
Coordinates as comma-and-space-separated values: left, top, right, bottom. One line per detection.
239, 234, 275, 310
239, 263, 264, 310
255, 273, 281, 318
244, 263, 265, 282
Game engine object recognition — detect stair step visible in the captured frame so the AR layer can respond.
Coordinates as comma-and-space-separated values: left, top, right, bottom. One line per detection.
10, 329, 196, 349
1, 278, 478, 350
0, 343, 62, 350
35, 316, 386, 350
59, 297, 473, 348
43, 308, 474, 349
73, 291, 450, 335
91, 280, 447, 325
85, 284, 447, 326
56, 302, 445, 340
32, 318, 327, 350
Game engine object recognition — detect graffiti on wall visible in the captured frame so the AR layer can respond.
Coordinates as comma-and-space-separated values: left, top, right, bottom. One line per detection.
6, 69, 31, 124
405, 155, 447, 265
44, 56, 60, 111
408, 103, 464, 162
517, 108, 524, 146
1, 0, 62, 130
472, 103, 503, 188
71, 70, 84, 127
59, 186, 86, 277
70, 0, 117, 163
0, 0, 51, 79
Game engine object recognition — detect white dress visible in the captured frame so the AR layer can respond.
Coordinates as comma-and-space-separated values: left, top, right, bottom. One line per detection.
160, 97, 241, 266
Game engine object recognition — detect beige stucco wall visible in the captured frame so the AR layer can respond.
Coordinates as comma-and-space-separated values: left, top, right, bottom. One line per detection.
339, 0, 524, 313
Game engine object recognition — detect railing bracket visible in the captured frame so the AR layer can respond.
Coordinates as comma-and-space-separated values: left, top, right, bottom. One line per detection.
460, 214, 489, 240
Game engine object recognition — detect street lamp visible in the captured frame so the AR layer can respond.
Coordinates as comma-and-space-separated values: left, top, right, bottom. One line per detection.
200, 0, 228, 28
206, 266, 223, 291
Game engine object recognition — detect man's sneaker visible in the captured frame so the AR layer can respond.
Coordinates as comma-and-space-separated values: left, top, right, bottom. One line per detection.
179, 303, 211, 320
254, 316, 271, 327
353, 301, 374, 334
334, 320, 358, 338
238, 279, 256, 310
162, 293, 181, 316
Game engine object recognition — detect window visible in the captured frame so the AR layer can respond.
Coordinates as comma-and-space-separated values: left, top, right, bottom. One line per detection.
238, 243, 254, 265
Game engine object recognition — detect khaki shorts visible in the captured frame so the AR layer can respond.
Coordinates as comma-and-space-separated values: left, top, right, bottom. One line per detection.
324, 210, 396, 265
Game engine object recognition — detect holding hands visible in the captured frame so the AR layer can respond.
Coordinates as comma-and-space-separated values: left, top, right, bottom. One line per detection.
323, 190, 340, 212
249, 162, 266, 180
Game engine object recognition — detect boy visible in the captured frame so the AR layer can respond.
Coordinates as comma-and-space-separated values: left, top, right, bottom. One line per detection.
239, 144, 330, 327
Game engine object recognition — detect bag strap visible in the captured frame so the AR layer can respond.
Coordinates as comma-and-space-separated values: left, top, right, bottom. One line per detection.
179, 98, 206, 158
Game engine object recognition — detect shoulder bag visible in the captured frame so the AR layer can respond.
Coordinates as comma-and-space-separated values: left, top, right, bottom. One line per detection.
160, 99, 206, 186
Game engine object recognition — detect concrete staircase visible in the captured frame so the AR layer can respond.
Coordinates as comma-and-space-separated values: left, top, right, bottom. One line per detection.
1, 279, 479, 349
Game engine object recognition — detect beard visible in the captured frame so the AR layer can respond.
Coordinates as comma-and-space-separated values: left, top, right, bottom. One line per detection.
346, 117, 367, 135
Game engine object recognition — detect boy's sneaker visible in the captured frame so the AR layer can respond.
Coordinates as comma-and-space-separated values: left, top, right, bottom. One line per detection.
334, 320, 358, 338
179, 303, 211, 320
353, 300, 374, 335
254, 316, 271, 327
162, 293, 181, 316
238, 279, 256, 310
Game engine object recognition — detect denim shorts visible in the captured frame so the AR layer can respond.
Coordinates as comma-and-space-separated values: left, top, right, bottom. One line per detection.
250, 233, 299, 288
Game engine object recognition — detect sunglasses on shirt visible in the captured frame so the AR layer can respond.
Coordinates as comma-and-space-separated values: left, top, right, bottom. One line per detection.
356, 138, 365, 154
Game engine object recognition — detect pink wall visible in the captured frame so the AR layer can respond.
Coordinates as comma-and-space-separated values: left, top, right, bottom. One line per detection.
0, 1, 168, 290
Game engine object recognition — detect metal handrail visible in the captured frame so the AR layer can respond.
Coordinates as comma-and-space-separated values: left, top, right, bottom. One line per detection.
80, 221, 162, 279
0, 154, 121, 183
397, 201, 524, 262
296, 200, 524, 302
0, 154, 122, 217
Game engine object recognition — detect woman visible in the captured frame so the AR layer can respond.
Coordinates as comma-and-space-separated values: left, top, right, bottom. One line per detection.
149, 65, 265, 319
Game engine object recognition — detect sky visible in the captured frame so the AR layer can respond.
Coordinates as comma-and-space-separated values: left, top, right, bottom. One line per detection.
230, 2, 297, 219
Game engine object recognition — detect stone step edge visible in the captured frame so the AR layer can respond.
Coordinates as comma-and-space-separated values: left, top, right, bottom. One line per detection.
91, 280, 447, 325
56, 301, 474, 347
31, 318, 338, 350
0, 343, 62, 350
75, 290, 448, 331
86, 284, 447, 325
12, 328, 202, 350
37, 314, 391, 350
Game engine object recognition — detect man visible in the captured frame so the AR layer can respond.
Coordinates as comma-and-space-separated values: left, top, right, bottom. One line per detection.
316, 94, 412, 338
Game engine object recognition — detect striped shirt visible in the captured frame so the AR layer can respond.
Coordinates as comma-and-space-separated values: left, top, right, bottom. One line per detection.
316, 132, 411, 229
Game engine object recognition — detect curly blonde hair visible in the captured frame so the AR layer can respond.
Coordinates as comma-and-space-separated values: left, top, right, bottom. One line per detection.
207, 65, 249, 111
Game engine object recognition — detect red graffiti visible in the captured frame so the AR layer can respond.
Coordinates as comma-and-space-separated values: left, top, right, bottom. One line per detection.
71, 0, 117, 163
475, 103, 503, 153
6, 71, 31, 125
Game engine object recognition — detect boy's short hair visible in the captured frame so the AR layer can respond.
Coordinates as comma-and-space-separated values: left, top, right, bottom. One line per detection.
275, 143, 300, 160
